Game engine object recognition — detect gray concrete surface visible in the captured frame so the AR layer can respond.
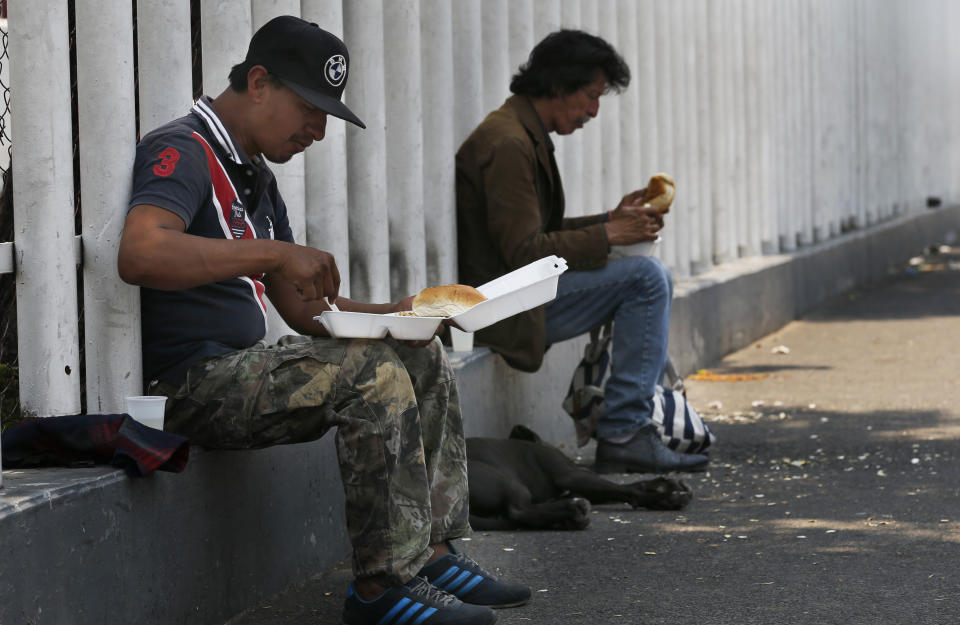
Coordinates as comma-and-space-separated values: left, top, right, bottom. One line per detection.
226, 245, 960, 625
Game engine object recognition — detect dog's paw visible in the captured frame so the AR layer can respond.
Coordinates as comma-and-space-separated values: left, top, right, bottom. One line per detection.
629, 477, 693, 510
553, 497, 592, 530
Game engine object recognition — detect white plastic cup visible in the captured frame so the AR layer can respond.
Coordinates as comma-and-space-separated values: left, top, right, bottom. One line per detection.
450, 327, 475, 352
125, 395, 167, 430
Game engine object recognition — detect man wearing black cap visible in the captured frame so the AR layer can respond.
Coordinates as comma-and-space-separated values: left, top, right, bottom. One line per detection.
118, 16, 526, 625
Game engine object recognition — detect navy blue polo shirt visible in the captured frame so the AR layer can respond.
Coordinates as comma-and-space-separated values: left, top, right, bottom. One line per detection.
129, 96, 294, 388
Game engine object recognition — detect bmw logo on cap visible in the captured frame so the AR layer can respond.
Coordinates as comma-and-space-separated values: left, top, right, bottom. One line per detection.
325, 54, 346, 87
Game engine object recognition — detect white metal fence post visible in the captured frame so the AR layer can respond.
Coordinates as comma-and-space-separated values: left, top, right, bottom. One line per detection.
344, 0, 390, 303
302, 0, 352, 297
136, 0, 193, 136
384, 0, 427, 301
9, 0, 82, 419
419, 0, 458, 287
557, 0, 583, 219
76, 0, 141, 412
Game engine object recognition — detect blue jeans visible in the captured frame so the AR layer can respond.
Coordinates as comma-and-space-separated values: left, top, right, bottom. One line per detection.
545, 256, 673, 440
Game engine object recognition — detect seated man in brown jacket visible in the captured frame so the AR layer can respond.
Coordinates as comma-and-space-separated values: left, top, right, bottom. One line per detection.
455, 29, 708, 474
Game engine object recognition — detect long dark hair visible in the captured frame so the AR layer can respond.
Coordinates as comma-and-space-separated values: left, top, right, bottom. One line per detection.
510, 29, 630, 98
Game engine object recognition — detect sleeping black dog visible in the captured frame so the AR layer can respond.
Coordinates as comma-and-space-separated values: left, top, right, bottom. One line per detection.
467, 425, 693, 530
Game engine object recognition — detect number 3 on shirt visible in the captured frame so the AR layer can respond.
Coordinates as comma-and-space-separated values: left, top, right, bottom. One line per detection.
153, 147, 180, 177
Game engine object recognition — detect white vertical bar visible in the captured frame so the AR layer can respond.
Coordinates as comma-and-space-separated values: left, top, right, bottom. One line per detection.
420, 0, 457, 287
616, 0, 640, 206
533, 0, 561, 40
598, 1, 622, 215
508, 0, 534, 73
744, 0, 765, 255
200, 0, 252, 96
575, 2, 601, 220
665, 0, 688, 275
384, 0, 427, 300
861, 0, 876, 227
9, 0, 81, 417
532, 0, 563, 179
301, 1, 351, 297
708, 0, 732, 264
343, 0, 390, 302
826, 0, 841, 238
692, 0, 712, 273
774, 0, 789, 247
636, 0, 658, 197
452, 0, 484, 147
728, 0, 749, 256
810, 0, 828, 242
797, 0, 814, 246
482, 0, 510, 114
76, 0, 141, 411
136, 0, 193, 136
757, 1, 776, 254
786, 0, 803, 247
651, 0, 675, 265
559, 0, 583, 217
850, 0, 866, 231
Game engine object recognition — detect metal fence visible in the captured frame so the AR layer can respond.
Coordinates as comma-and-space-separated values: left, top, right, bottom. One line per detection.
0, 0, 16, 429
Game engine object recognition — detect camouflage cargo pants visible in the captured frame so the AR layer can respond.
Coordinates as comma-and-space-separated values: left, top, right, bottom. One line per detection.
152, 335, 470, 584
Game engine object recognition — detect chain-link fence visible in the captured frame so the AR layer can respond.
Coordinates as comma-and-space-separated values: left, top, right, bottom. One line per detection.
0, 0, 17, 431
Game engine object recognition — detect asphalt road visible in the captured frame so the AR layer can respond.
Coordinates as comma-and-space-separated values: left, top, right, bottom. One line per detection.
227, 248, 960, 625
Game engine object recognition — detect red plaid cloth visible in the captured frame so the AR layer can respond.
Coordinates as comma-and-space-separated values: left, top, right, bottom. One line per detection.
2, 413, 189, 477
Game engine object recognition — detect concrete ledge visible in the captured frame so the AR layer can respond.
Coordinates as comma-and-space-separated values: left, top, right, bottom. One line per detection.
1, 442, 349, 625
2, 205, 957, 624
668, 205, 960, 375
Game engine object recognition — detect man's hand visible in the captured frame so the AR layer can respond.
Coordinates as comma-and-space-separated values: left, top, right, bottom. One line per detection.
610, 188, 648, 219
276, 245, 341, 302
605, 203, 665, 246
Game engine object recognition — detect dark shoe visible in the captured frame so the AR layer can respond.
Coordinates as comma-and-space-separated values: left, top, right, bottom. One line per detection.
418, 546, 531, 608
343, 576, 497, 625
595, 424, 710, 474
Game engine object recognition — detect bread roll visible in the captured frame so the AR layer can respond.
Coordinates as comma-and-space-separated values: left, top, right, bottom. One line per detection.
640, 173, 675, 213
412, 284, 487, 317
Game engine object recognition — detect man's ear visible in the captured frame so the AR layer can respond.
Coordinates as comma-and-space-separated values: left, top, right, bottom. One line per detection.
246, 65, 272, 102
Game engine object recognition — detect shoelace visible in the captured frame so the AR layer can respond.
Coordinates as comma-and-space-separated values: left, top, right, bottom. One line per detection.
452, 552, 495, 580
408, 576, 459, 607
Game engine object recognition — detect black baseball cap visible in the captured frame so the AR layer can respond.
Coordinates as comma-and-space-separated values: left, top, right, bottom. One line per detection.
245, 16, 365, 129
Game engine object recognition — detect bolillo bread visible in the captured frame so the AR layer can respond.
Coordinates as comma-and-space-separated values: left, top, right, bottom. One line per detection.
412, 284, 487, 317
640, 173, 675, 213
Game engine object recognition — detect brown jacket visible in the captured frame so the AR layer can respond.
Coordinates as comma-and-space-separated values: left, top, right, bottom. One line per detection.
456, 95, 610, 371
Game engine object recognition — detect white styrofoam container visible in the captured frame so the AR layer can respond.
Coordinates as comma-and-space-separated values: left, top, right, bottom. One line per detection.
451, 255, 568, 332
316, 311, 443, 340
609, 235, 662, 259
315, 255, 568, 339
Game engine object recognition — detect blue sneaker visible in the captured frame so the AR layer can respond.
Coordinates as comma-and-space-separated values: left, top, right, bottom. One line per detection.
343, 576, 497, 625
418, 547, 531, 609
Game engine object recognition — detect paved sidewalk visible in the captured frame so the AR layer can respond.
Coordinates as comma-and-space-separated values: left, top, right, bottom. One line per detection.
228, 249, 960, 625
